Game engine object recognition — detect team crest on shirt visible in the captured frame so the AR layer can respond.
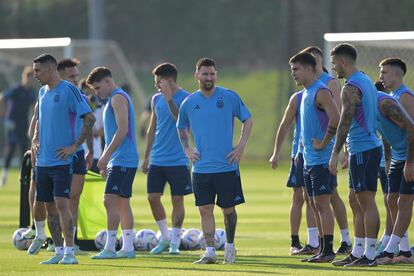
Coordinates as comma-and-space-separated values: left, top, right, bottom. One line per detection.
54, 94, 60, 102
216, 97, 224, 108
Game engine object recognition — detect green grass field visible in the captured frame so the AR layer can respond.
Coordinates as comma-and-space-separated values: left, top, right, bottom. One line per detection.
0, 164, 413, 275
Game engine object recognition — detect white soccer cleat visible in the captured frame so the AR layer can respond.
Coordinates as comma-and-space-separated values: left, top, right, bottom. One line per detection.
223, 246, 236, 264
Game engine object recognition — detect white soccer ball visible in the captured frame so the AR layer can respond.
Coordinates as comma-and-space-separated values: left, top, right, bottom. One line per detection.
118, 230, 137, 249
12, 228, 32, 250
214, 228, 226, 250
95, 229, 120, 251
181, 228, 201, 250
198, 229, 227, 250
134, 229, 158, 251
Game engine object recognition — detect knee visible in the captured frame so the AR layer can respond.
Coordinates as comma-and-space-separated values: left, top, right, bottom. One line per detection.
199, 205, 214, 217
387, 194, 398, 208
147, 193, 161, 204
103, 196, 116, 210
171, 196, 184, 208
54, 199, 67, 212
70, 192, 80, 202
293, 189, 304, 205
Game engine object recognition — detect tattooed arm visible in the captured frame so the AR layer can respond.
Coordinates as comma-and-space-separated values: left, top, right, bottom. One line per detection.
329, 84, 361, 175
382, 137, 391, 174
312, 89, 340, 150
381, 98, 414, 180
178, 128, 199, 163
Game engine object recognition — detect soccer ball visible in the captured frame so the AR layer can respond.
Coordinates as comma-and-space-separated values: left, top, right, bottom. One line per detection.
181, 228, 201, 250
12, 228, 32, 250
134, 229, 158, 251
199, 229, 227, 250
215, 228, 226, 250
118, 230, 137, 249
155, 228, 172, 241
94, 229, 120, 251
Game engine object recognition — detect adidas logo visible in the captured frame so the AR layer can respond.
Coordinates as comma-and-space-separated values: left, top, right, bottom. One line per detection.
357, 243, 363, 247
234, 196, 241, 202
320, 185, 327, 191
356, 182, 361, 187
370, 244, 376, 248
64, 189, 69, 194
194, 105, 200, 110
112, 186, 119, 191
185, 185, 191, 190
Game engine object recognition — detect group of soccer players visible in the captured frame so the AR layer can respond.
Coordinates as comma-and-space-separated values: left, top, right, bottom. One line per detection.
22, 53, 252, 265
271, 43, 414, 267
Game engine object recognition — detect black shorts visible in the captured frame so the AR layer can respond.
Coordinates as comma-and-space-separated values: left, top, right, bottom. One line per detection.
287, 154, 305, 188
388, 160, 414, 195
192, 170, 245, 208
349, 146, 381, 193
35, 165, 72, 202
105, 166, 137, 198
304, 164, 336, 197
147, 165, 192, 196
378, 166, 389, 194
72, 150, 87, 175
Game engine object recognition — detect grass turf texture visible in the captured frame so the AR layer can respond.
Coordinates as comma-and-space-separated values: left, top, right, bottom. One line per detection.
0, 164, 412, 275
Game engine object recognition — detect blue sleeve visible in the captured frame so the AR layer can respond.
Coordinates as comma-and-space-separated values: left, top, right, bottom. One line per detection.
177, 101, 189, 129
2, 88, 14, 100
67, 85, 92, 117
230, 92, 251, 122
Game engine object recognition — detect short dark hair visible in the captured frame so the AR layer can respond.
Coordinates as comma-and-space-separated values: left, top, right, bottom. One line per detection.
33, 53, 57, 65
57, 58, 80, 72
86, 67, 112, 85
330, 43, 357, 61
374, 80, 386, 91
79, 78, 88, 91
152, 63, 178, 81
289, 52, 317, 69
196, 57, 216, 71
379, 57, 407, 75
301, 46, 323, 57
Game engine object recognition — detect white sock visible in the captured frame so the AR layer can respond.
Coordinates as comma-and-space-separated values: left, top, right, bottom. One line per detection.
340, 228, 351, 245
399, 231, 410, 252
225, 242, 234, 250
121, 229, 134, 252
64, 246, 75, 255
55, 246, 64, 256
34, 220, 46, 240
385, 234, 401, 253
307, 227, 319, 247
351, 237, 365, 258
363, 238, 377, 260
156, 219, 170, 241
170, 227, 181, 247
104, 230, 118, 252
73, 226, 77, 236
380, 234, 390, 248
205, 246, 216, 258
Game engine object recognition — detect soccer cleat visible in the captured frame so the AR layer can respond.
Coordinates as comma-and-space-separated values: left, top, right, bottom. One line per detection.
393, 251, 414, 264
375, 243, 386, 257
91, 249, 117, 259
58, 254, 78, 264
290, 245, 303, 255
335, 242, 352, 255
115, 250, 136, 259
332, 254, 359, 266
307, 253, 335, 263
344, 255, 377, 267
411, 246, 414, 255
27, 237, 46, 255
169, 243, 180, 255
296, 244, 319, 255
40, 254, 63, 264
376, 251, 394, 265
74, 244, 89, 256
22, 228, 36, 239
300, 253, 320, 262
193, 255, 219, 264
223, 247, 236, 264
150, 239, 169, 254
47, 242, 55, 252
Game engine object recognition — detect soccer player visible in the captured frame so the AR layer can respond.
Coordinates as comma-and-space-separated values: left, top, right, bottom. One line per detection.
87, 67, 139, 259
0, 66, 35, 187
301, 46, 352, 254
58, 58, 94, 253
329, 43, 382, 267
289, 52, 340, 263
269, 89, 320, 255
142, 63, 192, 255
376, 58, 414, 264
31, 53, 95, 264
177, 57, 253, 264
373, 81, 393, 256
